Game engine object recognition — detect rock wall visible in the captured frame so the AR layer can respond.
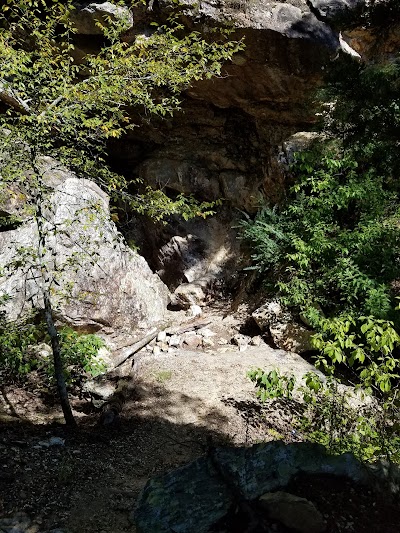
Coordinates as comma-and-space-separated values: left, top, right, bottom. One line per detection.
108, 0, 342, 211
98, 0, 343, 287
97, 0, 398, 289
2, 1, 397, 315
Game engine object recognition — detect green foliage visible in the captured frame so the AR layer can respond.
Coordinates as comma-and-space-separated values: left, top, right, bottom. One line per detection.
322, 58, 400, 180
0, 1, 240, 416
0, 0, 241, 219
313, 315, 400, 393
57, 327, 107, 379
238, 206, 288, 277
0, 312, 45, 375
299, 373, 400, 463
240, 61, 400, 391
247, 368, 296, 401
153, 370, 173, 383
240, 148, 400, 320
0, 314, 106, 382
248, 367, 400, 463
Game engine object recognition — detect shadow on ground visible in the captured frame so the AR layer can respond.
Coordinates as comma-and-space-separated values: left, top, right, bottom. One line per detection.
0, 380, 241, 533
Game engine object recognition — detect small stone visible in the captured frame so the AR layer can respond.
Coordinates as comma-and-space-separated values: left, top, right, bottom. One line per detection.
198, 328, 215, 338
173, 282, 206, 309
160, 342, 169, 352
250, 335, 262, 346
157, 331, 167, 342
26, 525, 40, 533
218, 338, 228, 345
153, 345, 161, 356
83, 378, 116, 400
231, 334, 250, 349
183, 334, 201, 349
168, 335, 181, 347
217, 347, 231, 353
187, 305, 202, 317
48, 437, 65, 447
202, 337, 214, 348
259, 491, 326, 533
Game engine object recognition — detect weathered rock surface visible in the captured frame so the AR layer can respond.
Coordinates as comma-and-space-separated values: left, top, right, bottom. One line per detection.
70, 2, 133, 35
133, 441, 373, 533
172, 280, 208, 308
252, 300, 314, 353
259, 491, 326, 533
0, 160, 169, 332
309, 0, 363, 23
107, 0, 391, 284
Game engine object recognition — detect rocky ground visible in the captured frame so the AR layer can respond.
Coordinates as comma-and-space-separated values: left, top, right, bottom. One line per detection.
0, 304, 399, 533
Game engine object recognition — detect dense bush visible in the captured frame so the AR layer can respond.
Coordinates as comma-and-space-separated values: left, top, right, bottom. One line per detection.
241, 57, 400, 393
240, 148, 400, 322
248, 368, 400, 463
0, 314, 106, 383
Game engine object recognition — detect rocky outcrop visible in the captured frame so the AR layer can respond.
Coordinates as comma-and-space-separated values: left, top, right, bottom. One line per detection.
0, 159, 169, 332
104, 0, 395, 285
309, 0, 363, 23
110, 0, 342, 212
133, 441, 381, 533
252, 300, 314, 353
70, 2, 133, 35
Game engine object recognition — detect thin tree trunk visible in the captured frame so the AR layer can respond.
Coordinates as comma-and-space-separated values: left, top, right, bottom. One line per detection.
43, 291, 76, 426
34, 173, 76, 427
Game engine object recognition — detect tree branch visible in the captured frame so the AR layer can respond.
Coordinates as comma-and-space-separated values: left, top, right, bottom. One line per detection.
0, 80, 31, 114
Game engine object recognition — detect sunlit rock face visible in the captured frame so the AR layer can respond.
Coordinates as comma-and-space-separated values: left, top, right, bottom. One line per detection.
0, 159, 170, 332
110, 0, 341, 211
103, 1, 341, 286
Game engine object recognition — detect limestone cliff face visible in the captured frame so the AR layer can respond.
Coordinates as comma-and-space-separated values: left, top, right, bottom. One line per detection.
101, 0, 398, 288
100, 0, 397, 212
109, 0, 341, 212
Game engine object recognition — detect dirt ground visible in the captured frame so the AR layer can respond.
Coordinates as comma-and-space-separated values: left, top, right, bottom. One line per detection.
1, 307, 399, 533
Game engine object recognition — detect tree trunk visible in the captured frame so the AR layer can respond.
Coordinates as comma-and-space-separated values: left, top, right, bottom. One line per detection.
34, 175, 76, 427
43, 291, 77, 427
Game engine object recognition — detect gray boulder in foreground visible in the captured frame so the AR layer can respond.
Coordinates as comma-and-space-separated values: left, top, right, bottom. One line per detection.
134, 441, 374, 533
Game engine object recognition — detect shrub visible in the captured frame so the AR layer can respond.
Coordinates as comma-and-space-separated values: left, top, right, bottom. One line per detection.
248, 368, 400, 464
312, 314, 400, 393
247, 368, 296, 401
240, 148, 400, 321
0, 315, 106, 383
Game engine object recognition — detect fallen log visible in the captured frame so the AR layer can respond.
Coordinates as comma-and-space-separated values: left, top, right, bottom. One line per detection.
111, 318, 211, 370
112, 329, 159, 369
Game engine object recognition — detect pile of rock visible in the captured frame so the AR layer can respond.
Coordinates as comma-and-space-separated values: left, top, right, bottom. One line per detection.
146, 326, 265, 356
149, 327, 217, 355
252, 300, 314, 354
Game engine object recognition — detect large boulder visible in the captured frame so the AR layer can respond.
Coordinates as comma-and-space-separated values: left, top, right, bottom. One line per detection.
133, 441, 375, 533
0, 159, 169, 332
252, 300, 314, 353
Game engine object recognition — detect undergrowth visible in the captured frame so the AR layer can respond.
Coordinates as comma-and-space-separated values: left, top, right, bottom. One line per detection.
0, 313, 106, 385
